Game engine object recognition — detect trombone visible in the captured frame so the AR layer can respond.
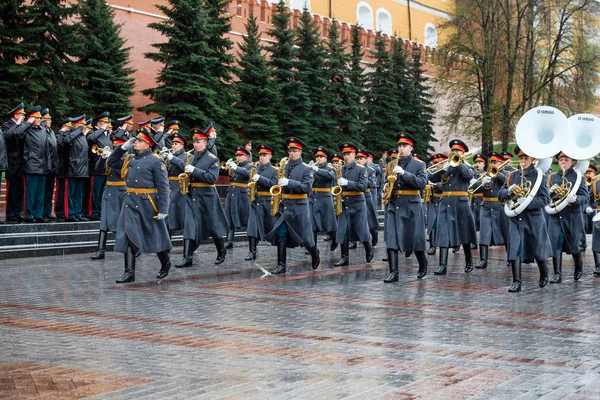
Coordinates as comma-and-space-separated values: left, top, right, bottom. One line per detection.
587, 174, 600, 186
425, 158, 447, 174
449, 151, 472, 167
467, 159, 510, 194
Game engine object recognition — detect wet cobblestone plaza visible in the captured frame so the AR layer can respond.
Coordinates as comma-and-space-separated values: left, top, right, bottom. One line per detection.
3, 240, 600, 399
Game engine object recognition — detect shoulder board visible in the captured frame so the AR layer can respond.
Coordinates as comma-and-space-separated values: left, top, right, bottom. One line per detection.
208, 153, 217, 159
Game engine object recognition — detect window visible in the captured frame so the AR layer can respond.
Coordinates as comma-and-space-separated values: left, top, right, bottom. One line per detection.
376, 8, 392, 36
424, 23, 438, 48
290, 0, 310, 12
357, 2, 374, 31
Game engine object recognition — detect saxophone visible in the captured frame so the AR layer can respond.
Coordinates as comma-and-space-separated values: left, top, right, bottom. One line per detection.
177, 150, 193, 195
270, 157, 289, 216
381, 159, 398, 205
331, 163, 343, 216
248, 161, 259, 203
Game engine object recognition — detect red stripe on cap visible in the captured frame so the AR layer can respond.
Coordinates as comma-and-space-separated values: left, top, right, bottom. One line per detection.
397, 138, 414, 146
288, 142, 303, 150
315, 151, 327, 157
341, 147, 355, 153
259, 148, 272, 154
138, 132, 154, 145
489, 155, 504, 162
451, 144, 466, 152
235, 150, 248, 156
356, 151, 367, 158
193, 132, 208, 140
173, 137, 185, 144
113, 139, 126, 145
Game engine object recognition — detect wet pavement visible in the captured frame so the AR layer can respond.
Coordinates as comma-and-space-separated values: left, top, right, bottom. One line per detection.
2, 239, 600, 399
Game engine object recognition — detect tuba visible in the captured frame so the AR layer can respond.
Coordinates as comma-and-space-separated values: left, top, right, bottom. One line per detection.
331, 162, 343, 216
248, 161, 259, 203
381, 159, 398, 205
270, 157, 288, 216
505, 106, 569, 217
177, 150, 194, 195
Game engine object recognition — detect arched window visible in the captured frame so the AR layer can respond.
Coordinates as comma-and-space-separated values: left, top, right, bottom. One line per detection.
376, 8, 392, 36
424, 23, 438, 48
357, 2, 374, 31
290, 0, 310, 12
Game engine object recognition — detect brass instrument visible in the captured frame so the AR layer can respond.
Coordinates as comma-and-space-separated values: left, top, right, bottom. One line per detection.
586, 174, 600, 186
270, 157, 288, 216
423, 183, 433, 203
449, 151, 472, 167
425, 158, 447, 174
91, 144, 111, 158
381, 159, 398, 205
248, 161, 259, 203
154, 147, 174, 158
331, 162, 344, 216
549, 168, 572, 203
177, 150, 194, 195
468, 159, 511, 194
508, 164, 533, 204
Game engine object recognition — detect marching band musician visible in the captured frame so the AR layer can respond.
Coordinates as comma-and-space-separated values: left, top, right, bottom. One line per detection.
547, 152, 588, 283
309, 146, 338, 252
498, 146, 550, 292
383, 132, 428, 282
587, 168, 600, 275
91, 127, 131, 259
174, 128, 228, 268
584, 164, 597, 236
162, 133, 188, 236
470, 153, 487, 236
265, 137, 320, 274
221, 146, 254, 249
356, 149, 379, 247
502, 152, 516, 172
323, 153, 343, 245
368, 150, 382, 210
245, 144, 278, 260
425, 153, 446, 256
163, 120, 180, 149
333, 142, 374, 267
107, 127, 172, 283
428, 139, 477, 275
87, 112, 112, 220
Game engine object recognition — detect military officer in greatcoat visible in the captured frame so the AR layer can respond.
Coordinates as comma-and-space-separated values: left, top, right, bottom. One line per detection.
498, 146, 550, 292
150, 116, 167, 150
0, 113, 6, 203
265, 137, 320, 274
546, 151, 588, 283
91, 128, 131, 259
428, 139, 477, 275
323, 153, 343, 245
107, 127, 171, 282
356, 149, 379, 246
469, 153, 487, 234
161, 133, 188, 235
62, 115, 90, 221
587, 170, 600, 275
163, 120, 180, 150
2, 103, 26, 222
333, 142, 374, 266
309, 146, 338, 252
245, 144, 278, 260
54, 118, 72, 220
221, 146, 254, 249
41, 108, 57, 221
584, 164, 597, 235
87, 112, 112, 220
174, 128, 229, 268
367, 150, 382, 211
425, 153, 447, 255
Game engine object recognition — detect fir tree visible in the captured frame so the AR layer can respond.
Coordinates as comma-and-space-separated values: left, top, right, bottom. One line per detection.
364, 32, 400, 154
234, 13, 282, 157
267, 0, 311, 142
73, 0, 135, 118
141, 0, 238, 150
348, 24, 367, 144
390, 38, 411, 133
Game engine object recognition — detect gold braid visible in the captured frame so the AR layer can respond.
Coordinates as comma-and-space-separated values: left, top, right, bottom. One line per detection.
121, 154, 132, 179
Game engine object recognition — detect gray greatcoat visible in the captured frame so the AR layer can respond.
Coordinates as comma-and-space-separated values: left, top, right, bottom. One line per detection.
310, 163, 337, 233
99, 155, 125, 232
384, 155, 427, 251
590, 180, 600, 251
426, 186, 443, 235
182, 149, 229, 242
365, 165, 379, 230
471, 168, 485, 231
498, 165, 552, 262
546, 167, 587, 254
165, 149, 188, 231
335, 161, 371, 243
585, 185, 594, 234
265, 158, 315, 248
223, 161, 254, 229
247, 163, 278, 240
108, 147, 171, 255
478, 172, 508, 246
428, 163, 477, 247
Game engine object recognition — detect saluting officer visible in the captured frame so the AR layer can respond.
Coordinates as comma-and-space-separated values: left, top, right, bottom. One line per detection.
174, 128, 229, 268
310, 146, 338, 252
87, 112, 112, 220
150, 116, 167, 150
222, 146, 254, 249
162, 133, 188, 235
54, 118, 72, 220
91, 128, 131, 259
498, 146, 550, 292
470, 153, 487, 234
428, 139, 477, 275
2, 103, 26, 222
333, 142, 374, 266
425, 153, 447, 255
245, 144, 278, 260
64, 115, 91, 221
41, 108, 57, 221
108, 127, 171, 283
265, 137, 320, 274
163, 120, 180, 150
547, 151, 588, 283
356, 149, 379, 247
383, 132, 428, 282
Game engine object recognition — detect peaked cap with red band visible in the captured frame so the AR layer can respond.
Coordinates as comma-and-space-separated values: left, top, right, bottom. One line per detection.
449, 139, 469, 153
191, 127, 208, 140
588, 164, 597, 173
136, 127, 156, 146
314, 146, 330, 158
487, 151, 504, 162
331, 153, 342, 162
172, 133, 187, 146
356, 149, 368, 158
338, 142, 358, 153
396, 132, 416, 147
286, 136, 305, 150
9, 102, 25, 117
514, 146, 526, 157
429, 153, 447, 163
389, 149, 399, 158
256, 144, 275, 155
235, 146, 250, 156
502, 151, 514, 160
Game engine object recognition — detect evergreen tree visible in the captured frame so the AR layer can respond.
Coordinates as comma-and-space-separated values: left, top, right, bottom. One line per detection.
234, 13, 282, 157
73, 0, 135, 118
390, 38, 411, 133
141, 0, 238, 150
364, 32, 400, 154
267, 0, 311, 142
348, 24, 367, 145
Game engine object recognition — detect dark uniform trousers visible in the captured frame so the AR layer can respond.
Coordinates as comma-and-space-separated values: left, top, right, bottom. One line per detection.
245, 163, 277, 260
310, 164, 337, 248
476, 172, 508, 268
43, 173, 56, 218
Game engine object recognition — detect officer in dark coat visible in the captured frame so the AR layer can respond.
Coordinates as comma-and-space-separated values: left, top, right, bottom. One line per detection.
333, 142, 374, 266
584, 164, 597, 235
428, 139, 477, 275
587, 174, 600, 275
174, 128, 229, 268
367, 150, 382, 212
470, 153, 487, 233
162, 133, 188, 234
54, 118, 72, 220
245, 144, 278, 260
425, 154, 446, 255
63, 115, 90, 221
163, 120, 180, 150
2, 103, 26, 222
265, 137, 320, 274
383, 132, 428, 282
150, 116, 167, 150
40, 109, 57, 220
108, 127, 171, 283
112, 114, 134, 142
91, 129, 130, 259
309, 146, 338, 252
357, 149, 379, 246
475, 152, 509, 269
86, 112, 112, 220
221, 146, 254, 248
0, 119, 6, 203
546, 151, 588, 283
498, 146, 551, 292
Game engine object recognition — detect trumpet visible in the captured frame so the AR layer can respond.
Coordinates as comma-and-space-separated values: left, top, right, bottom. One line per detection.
468, 159, 511, 194
154, 147, 174, 158
91, 144, 112, 158
587, 174, 600, 186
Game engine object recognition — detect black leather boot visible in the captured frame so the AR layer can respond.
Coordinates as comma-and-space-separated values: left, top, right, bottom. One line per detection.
383, 249, 399, 282
214, 237, 227, 265
550, 250, 562, 283
224, 229, 235, 249
245, 237, 257, 260
470, 242, 477, 250
463, 244, 474, 273
156, 250, 171, 279
328, 231, 338, 251
537, 259, 549, 287
116, 245, 135, 283
427, 229, 436, 255
363, 241, 374, 263
594, 252, 600, 275
272, 242, 287, 274
308, 245, 320, 270
306, 232, 318, 254
475, 245, 488, 269
349, 241, 357, 249
334, 238, 350, 266
415, 251, 428, 279
175, 239, 194, 268
573, 252, 583, 281
91, 230, 107, 260
452, 245, 461, 253
370, 228, 378, 246
508, 258, 521, 292
434, 247, 448, 275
